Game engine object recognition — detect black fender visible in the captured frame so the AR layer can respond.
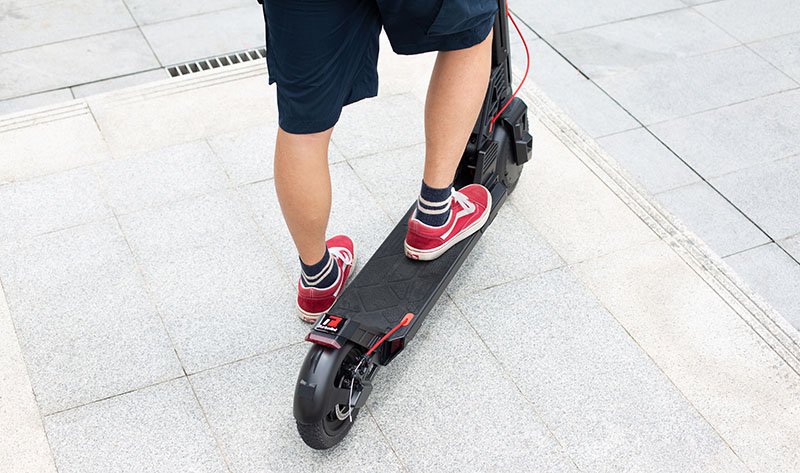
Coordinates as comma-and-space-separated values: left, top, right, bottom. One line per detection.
293, 343, 356, 424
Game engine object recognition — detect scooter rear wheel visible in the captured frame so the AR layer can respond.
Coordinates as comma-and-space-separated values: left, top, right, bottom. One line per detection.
296, 343, 362, 449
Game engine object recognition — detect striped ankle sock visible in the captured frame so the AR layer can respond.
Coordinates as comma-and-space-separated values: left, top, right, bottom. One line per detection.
300, 247, 339, 289
415, 180, 452, 227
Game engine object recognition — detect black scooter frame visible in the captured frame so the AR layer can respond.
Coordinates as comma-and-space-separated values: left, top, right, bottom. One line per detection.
294, 0, 533, 448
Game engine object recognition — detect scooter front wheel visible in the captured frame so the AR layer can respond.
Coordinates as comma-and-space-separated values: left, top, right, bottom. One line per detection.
294, 342, 363, 449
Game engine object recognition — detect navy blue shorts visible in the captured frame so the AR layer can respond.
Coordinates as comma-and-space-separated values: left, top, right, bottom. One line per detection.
261, 0, 498, 134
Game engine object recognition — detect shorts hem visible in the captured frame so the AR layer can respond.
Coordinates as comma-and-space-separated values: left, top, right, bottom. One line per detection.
277, 87, 378, 135
390, 16, 495, 55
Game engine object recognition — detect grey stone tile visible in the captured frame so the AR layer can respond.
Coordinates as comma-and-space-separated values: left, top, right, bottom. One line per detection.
347, 143, 425, 221
724, 243, 800, 329
242, 162, 394, 281
509, 120, 658, 263
509, 0, 685, 35
190, 344, 406, 473
118, 191, 305, 373
207, 125, 345, 186
512, 39, 639, 137
573, 239, 800, 471
332, 93, 425, 159
0, 287, 57, 473
596, 46, 797, 124
0, 29, 159, 100
711, 153, 800, 240
597, 127, 700, 194
0, 167, 113, 244
368, 299, 578, 473
456, 268, 746, 472
550, 9, 739, 79
0, 106, 111, 183
650, 89, 800, 177
0, 0, 135, 53
750, 32, 800, 82
0, 89, 73, 116
125, 0, 252, 25
141, 6, 264, 65
71, 69, 169, 98
696, 0, 800, 42
45, 378, 227, 473
655, 181, 770, 257
447, 203, 564, 297
94, 140, 228, 215
89, 68, 277, 157
779, 233, 800, 262
0, 221, 182, 414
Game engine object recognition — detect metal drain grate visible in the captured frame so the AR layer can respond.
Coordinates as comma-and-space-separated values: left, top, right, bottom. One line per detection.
167, 47, 267, 78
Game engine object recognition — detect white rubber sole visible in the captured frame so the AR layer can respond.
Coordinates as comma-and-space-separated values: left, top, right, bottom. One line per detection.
295, 251, 356, 324
404, 192, 493, 261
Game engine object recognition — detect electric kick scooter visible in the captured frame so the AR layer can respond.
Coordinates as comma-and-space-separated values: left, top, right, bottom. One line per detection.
294, 0, 533, 449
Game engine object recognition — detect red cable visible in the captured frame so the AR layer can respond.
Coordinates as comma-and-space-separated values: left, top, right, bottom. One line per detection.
489, 1, 531, 132
365, 312, 414, 357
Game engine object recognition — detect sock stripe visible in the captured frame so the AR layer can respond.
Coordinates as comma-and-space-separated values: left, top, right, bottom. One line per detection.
418, 195, 451, 207
417, 202, 451, 215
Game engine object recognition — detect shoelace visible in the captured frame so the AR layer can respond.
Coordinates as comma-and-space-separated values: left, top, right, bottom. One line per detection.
328, 246, 353, 297
440, 189, 477, 240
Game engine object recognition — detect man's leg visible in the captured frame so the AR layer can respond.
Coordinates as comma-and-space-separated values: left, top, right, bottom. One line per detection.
423, 30, 493, 189
273, 126, 333, 267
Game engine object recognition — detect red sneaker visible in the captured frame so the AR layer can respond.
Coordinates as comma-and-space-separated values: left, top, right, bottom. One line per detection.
296, 235, 356, 323
404, 184, 492, 261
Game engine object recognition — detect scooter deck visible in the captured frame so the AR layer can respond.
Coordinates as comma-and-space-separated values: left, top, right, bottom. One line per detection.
325, 183, 507, 361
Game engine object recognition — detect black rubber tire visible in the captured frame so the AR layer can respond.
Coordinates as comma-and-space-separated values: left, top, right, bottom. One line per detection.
296, 409, 359, 450
295, 344, 362, 450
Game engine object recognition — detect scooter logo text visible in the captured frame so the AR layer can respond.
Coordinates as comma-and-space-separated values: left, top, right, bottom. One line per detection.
316, 315, 345, 334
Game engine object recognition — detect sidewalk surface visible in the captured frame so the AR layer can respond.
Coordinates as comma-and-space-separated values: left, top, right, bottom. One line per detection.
2, 0, 799, 333
2, 30, 800, 472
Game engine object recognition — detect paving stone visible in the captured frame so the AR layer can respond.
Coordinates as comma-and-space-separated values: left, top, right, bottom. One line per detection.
0, 89, 73, 116
510, 120, 657, 263
574, 240, 800, 472
0, 29, 159, 100
89, 70, 276, 157
597, 127, 700, 194
125, 0, 252, 25
0, 167, 112, 244
44, 378, 227, 473
750, 31, 800, 83
71, 69, 169, 98
0, 0, 135, 53
650, 89, 800, 177
596, 46, 797, 124
332, 93, 425, 159
509, 0, 684, 35
118, 191, 304, 373
513, 39, 639, 138
696, 0, 800, 42
242, 162, 394, 281
456, 267, 745, 472
447, 203, 564, 297
725, 244, 800, 329
348, 143, 429, 222
779, 233, 800, 262
0, 289, 57, 473
550, 9, 739, 79
207, 125, 346, 187
368, 298, 578, 473
656, 181, 770, 257
376, 33, 436, 102
0, 221, 182, 413
711, 153, 800, 240
0, 107, 111, 183
94, 140, 228, 215
141, 6, 265, 65
190, 344, 405, 473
